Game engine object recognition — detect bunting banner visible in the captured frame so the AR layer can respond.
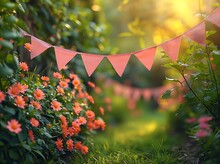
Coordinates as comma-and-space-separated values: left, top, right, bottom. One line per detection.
103, 78, 182, 110
21, 7, 220, 76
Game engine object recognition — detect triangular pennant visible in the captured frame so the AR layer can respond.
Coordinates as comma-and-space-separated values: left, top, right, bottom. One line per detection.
107, 54, 131, 76
81, 53, 104, 76
142, 90, 151, 101
160, 36, 182, 61
19, 28, 30, 36
30, 36, 51, 59
54, 46, 78, 70
134, 47, 156, 70
184, 22, 206, 46
207, 7, 220, 28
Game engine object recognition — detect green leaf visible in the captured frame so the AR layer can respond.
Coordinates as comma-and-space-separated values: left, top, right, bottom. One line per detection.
32, 150, 45, 160
3, 107, 16, 115
0, 62, 13, 77
4, 15, 18, 24
1, 31, 20, 40
1, 2, 16, 9
165, 77, 180, 83
213, 50, 220, 55
5, 54, 19, 71
0, 40, 13, 49
206, 30, 216, 37
204, 96, 211, 101
22, 144, 31, 151
9, 149, 19, 160
161, 89, 173, 99
44, 132, 52, 138
18, 3, 25, 13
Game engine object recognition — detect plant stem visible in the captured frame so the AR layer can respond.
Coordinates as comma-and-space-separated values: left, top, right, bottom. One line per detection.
206, 48, 220, 119
181, 73, 216, 118
208, 57, 219, 118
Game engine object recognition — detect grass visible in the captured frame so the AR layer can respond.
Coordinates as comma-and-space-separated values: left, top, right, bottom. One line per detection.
66, 107, 183, 164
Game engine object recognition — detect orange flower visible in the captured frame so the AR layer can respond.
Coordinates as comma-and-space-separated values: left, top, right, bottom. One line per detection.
76, 116, 87, 125
71, 121, 81, 134
72, 78, 80, 88
56, 86, 64, 95
20, 73, 25, 78
88, 81, 95, 88
68, 126, 81, 137
19, 62, 29, 71
53, 72, 62, 79
23, 96, 29, 102
94, 120, 106, 131
64, 78, 70, 83
8, 85, 19, 97
62, 65, 68, 70
14, 96, 26, 109
55, 138, 63, 151
41, 76, 49, 81
66, 139, 74, 151
6, 119, 22, 134
87, 121, 95, 130
15, 83, 27, 94
75, 141, 82, 150
61, 124, 68, 138
24, 43, 32, 52
86, 110, 95, 120
94, 87, 102, 94
28, 130, 35, 142
59, 115, 67, 126
77, 92, 85, 99
73, 102, 82, 115
34, 89, 45, 100
0, 91, 6, 103
30, 101, 42, 110
42, 82, 48, 87
69, 73, 78, 79
100, 120, 106, 131
59, 80, 68, 88
81, 145, 89, 155
87, 95, 94, 104
51, 100, 62, 111
99, 107, 104, 115
30, 118, 39, 127
104, 97, 111, 104
30, 100, 40, 109
67, 127, 75, 136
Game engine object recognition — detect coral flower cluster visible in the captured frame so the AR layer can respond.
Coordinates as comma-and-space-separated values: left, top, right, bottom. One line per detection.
1, 62, 106, 157
186, 116, 213, 138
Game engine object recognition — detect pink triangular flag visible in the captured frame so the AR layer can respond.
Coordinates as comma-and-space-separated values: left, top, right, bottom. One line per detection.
107, 54, 131, 76
54, 46, 78, 70
134, 47, 156, 70
207, 7, 220, 28
160, 36, 182, 61
19, 28, 30, 37
184, 22, 206, 46
81, 53, 104, 76
30, 36, 51, 59
142, 90, 151, 101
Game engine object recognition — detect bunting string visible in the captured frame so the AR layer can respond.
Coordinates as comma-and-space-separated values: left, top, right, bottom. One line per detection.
20, 7, 220, 77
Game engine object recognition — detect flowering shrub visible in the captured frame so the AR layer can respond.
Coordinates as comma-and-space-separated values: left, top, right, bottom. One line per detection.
0, 62, 105, 163
162, 29, 220, 162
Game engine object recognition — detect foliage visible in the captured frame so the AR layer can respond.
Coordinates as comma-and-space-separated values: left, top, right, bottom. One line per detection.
0, 0, 26, 78
67, 109, 180, 163
162, 28, 220, 162
16, 0, 112, 75
0, 62, 105, 163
